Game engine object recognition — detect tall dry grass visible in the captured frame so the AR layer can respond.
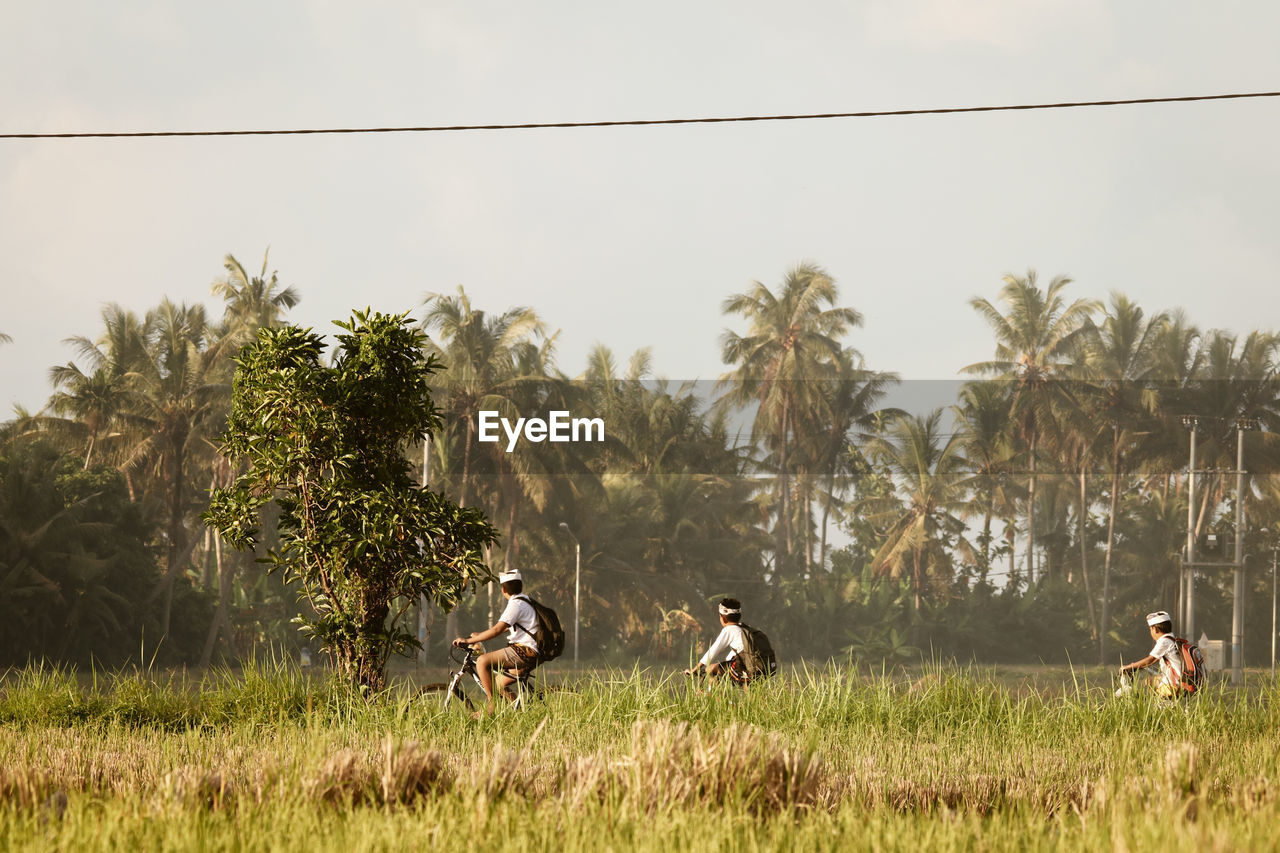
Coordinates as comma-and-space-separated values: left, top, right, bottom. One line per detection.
2, 661, 1279, 851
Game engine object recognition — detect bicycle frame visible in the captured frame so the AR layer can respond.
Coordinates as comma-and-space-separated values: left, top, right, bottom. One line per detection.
442, 648, 487, 709
440, 645, 537, 710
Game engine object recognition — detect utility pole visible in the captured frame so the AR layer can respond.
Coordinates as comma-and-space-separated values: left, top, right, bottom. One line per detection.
1271, 547, 1277, 679
1232, 424, 1245, 686
1232, 419, 1259, 686
1181, 417, 1255, 686
1181, 417, 1198, 639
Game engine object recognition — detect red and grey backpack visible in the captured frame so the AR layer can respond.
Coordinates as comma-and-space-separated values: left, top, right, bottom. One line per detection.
1166, 636, 1206, 695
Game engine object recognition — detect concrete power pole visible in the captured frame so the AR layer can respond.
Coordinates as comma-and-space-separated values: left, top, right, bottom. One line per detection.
1232, 425, 1245, 686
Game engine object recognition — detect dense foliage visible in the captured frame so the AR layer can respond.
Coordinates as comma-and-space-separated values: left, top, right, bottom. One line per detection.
0, 442, 209, 666
205, 311, 498, 690
4, 254, 1280, 671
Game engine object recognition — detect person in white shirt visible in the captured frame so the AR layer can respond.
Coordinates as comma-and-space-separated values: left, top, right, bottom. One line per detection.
1118, 610, 1184, 699
453, 570, 539, 715
684, 598, 747, 681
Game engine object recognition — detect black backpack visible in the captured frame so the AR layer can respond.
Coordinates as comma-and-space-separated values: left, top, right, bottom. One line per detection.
514, 595, 566, 664
731, 623, 778, 682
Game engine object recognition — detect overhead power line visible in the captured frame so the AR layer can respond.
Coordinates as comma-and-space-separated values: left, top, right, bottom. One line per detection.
3, 90, 1278, 140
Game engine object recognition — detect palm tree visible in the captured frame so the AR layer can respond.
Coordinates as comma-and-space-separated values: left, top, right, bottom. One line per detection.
123, 299, 229, 640
211, 250, 300, 348
420, 287, 551, 625
48, 305, 153, 487
1078, 293, 1168, 662
718, 263, 863, 578
420, 287, 548, 510
859, 410, 972, 620
44, 363, 131, 468
964, 271, 1099, 584
557, 348, 763, 651
199, 250, 300, 663
809, 352, 899, 573
953, 381, 1020, 583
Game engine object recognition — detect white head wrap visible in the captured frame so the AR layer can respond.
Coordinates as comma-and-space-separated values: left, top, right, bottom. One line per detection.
718, 602, 741, 616
1146, 610, 1172, 627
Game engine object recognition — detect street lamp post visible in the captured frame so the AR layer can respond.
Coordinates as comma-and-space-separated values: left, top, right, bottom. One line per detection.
558, 523, 580, 663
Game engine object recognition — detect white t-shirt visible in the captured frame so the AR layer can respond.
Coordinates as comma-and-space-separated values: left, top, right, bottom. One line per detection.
1149, 633, 1184, 688
699, 624, 746, 668
498, 595, 539, 653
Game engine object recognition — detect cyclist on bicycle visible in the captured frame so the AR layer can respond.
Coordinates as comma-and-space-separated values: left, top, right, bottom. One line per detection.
1118, 609, 1184, 699
452, 570, 539, 716
683, 598, 747, 683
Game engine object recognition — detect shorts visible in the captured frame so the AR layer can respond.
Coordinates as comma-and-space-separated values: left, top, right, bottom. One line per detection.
496, 643, 538, 675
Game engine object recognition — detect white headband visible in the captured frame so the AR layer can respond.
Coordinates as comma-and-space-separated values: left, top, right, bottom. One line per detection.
718, 603, 741, 616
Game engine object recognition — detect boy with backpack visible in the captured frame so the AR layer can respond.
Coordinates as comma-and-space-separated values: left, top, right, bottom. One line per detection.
452, 570, 544, 716
1118, 609, 1203, 699
683, 598, 777, 685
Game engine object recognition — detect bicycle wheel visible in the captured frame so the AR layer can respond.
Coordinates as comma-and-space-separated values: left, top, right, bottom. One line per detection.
418, 680, 476, 710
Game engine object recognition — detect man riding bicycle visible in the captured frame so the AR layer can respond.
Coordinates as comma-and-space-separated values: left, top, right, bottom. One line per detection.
684, 597, 749, 684
452, 570, 539, 716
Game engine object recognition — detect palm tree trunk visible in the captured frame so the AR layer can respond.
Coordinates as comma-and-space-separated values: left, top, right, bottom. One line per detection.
778, 400, 792, 577
199, 532, 236, 667
503, 491, 519, 574
459, 416, 474, 508
978, 509, 992, 583
1027, 432, 1037, 585
1100, 438, 1121, 664
802, 476, 813, 578
910, 548, 923, 648
159, 436, 188, 639
1008, 522, 1016, 582
819, 482, 833, 573
1078, 467, 1097, 642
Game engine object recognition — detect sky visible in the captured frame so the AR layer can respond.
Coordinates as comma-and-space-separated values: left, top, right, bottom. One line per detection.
2, 1, 1279, 416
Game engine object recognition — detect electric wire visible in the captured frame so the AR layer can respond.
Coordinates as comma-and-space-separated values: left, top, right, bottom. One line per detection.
3, 90, 1278, 140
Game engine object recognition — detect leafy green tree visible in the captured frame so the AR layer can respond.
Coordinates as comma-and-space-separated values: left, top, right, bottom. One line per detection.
205, 310, 498, 691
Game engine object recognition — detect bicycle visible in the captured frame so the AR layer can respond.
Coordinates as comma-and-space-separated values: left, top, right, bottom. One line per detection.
421, 643, 540, 711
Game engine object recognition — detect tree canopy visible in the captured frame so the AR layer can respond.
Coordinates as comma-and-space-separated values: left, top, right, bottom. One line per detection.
205, 309, 498, 691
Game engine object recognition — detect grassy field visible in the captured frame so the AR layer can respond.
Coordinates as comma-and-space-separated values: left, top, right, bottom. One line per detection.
2, 661, 1278, 852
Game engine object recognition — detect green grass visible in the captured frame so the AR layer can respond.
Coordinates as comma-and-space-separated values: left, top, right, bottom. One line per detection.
2, 661, 1278, 851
